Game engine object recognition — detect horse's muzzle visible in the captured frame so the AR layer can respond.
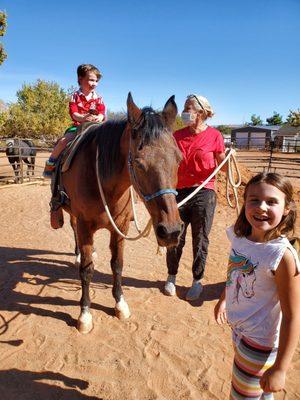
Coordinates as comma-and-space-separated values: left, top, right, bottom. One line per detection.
155, 222, 183, 247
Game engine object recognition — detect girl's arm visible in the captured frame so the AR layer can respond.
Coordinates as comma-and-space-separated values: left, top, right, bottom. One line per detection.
214, 288, 227, 324
260, 249, 300, 393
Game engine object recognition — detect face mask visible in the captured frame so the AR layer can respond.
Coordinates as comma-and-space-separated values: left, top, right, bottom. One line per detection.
181, 112, 196, 125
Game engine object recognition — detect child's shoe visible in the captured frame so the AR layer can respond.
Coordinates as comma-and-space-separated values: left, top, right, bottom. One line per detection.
50, 208, 64, 229
43, 160, 56, 178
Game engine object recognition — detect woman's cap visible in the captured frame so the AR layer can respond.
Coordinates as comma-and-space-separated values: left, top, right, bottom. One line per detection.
187, 94, 214, 117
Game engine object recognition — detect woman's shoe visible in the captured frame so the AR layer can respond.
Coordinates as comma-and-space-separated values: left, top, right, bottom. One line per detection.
186, 280, 203, 301
164, 274, 176, 296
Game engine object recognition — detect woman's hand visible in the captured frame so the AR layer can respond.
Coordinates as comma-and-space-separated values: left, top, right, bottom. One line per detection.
260, 366, 286, 394
214, 298, 227, 325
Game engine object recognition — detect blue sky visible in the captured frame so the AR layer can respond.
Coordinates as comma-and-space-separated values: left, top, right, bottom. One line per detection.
0, 0, 299, 124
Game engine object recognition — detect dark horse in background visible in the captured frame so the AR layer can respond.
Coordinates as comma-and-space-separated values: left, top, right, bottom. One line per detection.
6, 138, 36, 182
56, 93, 183, 333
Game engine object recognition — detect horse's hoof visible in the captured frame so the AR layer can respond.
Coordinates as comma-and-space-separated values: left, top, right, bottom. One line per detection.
77, 312, 93, 334
115, 298, 131, 320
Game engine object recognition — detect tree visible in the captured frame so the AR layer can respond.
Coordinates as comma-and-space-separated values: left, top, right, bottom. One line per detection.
0, 11, 7, 65
249, 114, 263, 126
106, 110, 126, 120
2, 80, 70, 139
286, 109, 300, 127
217, 125, 232, 136
266, 111, 283, 126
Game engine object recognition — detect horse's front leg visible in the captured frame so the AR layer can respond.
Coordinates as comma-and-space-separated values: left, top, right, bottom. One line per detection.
110, 230, 131, 319
71, 215, 97, 266
70, 215, 80, 265
11, 162, 19, 183
76, 219, 95, 334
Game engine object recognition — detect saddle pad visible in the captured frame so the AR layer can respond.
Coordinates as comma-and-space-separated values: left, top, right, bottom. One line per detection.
61, 122, 99, 173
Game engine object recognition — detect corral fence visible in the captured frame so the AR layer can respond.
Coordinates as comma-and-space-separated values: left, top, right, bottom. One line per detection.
228, 138, 300, 180
0, 137, 53, 185
228, 136, 300, 153
1, 136, 299, 185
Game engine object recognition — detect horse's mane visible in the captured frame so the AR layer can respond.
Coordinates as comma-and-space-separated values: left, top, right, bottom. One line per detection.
95, 118, 127, 181
134, 107, 164, 149
84, 106, 166, 182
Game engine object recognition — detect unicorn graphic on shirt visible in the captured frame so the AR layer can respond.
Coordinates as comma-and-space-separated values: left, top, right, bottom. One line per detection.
226, 249, 258, 303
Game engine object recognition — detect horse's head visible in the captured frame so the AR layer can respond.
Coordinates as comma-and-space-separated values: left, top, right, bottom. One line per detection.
127, 93, 183, 247
5, 139, 14, 147
5, 139, 15, 156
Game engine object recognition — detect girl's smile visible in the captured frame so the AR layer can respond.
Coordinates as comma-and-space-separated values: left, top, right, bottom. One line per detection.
245, 182, 289, 242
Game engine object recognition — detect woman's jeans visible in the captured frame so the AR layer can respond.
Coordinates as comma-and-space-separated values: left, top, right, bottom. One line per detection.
166, 187, 216, 281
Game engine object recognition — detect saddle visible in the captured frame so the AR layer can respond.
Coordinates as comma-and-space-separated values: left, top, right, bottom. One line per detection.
50, 123, 99, 229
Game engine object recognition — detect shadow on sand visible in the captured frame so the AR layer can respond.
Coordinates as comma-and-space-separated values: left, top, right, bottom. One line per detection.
0, 246, 225, 332
0, 369, 101, 400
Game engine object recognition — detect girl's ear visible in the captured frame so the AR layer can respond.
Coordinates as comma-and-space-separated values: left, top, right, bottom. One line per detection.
283, 207, 290, 216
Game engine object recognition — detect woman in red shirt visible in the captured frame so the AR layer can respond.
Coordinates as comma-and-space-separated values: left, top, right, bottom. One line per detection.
165, 94, 227, 301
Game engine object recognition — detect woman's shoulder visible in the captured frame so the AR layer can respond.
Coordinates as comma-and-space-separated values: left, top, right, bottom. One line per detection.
206, 125, 223, 136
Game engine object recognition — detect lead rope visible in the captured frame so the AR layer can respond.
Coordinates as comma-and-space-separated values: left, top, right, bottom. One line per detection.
155, 148, 241, 254
96, 147, 241, 243
96, 147, 152, 241
226, 149, 241, 215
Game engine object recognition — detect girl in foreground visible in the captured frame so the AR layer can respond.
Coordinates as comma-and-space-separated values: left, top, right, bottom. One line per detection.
214, 172, 300, 399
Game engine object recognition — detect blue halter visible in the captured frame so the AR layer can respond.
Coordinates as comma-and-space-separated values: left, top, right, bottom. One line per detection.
128, 151, 178, 202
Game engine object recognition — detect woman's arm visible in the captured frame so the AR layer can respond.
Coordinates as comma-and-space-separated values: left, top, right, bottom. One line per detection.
215, 151, 228, 173
260, 249, 300, 393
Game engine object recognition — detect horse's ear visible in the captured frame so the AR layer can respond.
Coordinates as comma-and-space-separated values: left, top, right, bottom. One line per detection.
127, 92, 142, 126
162, 95, 178, 129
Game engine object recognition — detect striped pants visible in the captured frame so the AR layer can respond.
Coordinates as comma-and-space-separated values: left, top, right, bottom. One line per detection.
230, 336, 277, 400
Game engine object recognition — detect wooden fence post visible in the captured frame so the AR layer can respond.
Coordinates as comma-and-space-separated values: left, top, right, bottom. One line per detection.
267, 140, 274, 172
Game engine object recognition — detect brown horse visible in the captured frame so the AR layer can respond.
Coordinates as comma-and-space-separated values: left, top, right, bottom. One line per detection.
59, 93, 183, 333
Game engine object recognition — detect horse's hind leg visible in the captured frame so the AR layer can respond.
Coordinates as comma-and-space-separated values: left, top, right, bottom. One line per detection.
110, 230, 131, 319
76, 219, 96, 334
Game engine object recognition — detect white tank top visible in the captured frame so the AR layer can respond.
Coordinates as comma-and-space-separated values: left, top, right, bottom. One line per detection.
226, 226, 300, 347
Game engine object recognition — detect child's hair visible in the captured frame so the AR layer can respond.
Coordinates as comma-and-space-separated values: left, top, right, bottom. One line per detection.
234, 172, 297, 240
77, 64, 102, 84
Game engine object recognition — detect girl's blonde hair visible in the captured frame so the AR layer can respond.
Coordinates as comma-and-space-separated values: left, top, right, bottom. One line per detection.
234, 172, 297, 241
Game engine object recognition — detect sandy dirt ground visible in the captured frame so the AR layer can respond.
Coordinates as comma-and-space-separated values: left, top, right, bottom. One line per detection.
0, 169, 300, 400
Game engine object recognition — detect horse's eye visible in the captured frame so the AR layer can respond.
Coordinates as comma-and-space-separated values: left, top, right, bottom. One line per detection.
134, 158, 146, 172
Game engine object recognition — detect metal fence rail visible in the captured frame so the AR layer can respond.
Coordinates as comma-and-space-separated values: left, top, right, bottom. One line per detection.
1, 136, 299, 185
